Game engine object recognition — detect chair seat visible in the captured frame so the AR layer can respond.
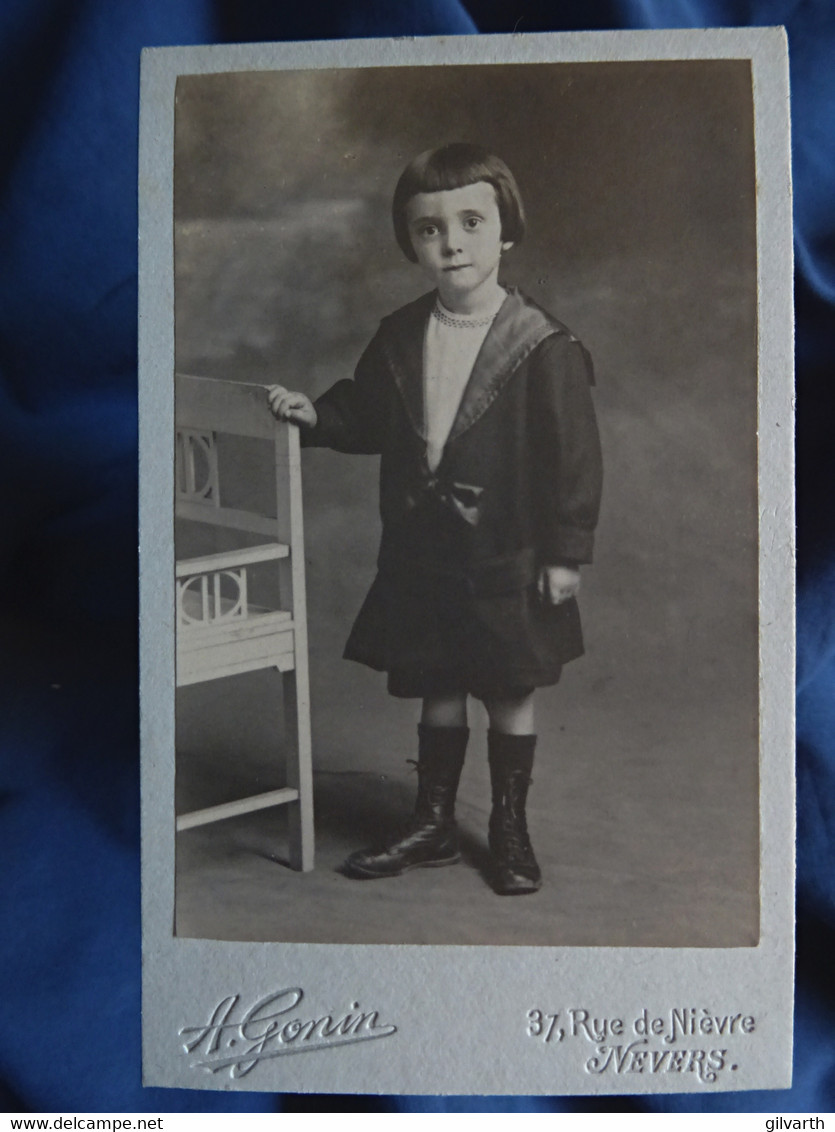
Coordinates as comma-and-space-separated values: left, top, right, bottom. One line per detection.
177, 606, 295, 685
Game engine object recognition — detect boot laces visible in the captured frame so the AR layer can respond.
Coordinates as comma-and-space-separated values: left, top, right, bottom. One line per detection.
497, 814, 533, 864
491, 773, 535, 864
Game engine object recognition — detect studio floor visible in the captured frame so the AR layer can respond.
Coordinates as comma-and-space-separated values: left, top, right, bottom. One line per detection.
174, 664, 760, 948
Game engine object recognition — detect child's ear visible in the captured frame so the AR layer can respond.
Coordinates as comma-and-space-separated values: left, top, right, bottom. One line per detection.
501, 241, 514, 253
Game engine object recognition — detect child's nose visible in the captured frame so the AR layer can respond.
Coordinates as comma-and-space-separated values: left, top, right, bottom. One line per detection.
443, 228, 464, 255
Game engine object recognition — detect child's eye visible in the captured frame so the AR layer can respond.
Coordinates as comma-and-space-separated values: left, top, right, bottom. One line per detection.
464, 216, 482, 229
419, 224, 439, 238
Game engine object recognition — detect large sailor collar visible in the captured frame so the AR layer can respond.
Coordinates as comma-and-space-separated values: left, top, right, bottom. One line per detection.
376, 287, 573, 444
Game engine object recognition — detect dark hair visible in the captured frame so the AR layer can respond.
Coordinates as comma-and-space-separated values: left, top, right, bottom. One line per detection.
392, 142, 526, 262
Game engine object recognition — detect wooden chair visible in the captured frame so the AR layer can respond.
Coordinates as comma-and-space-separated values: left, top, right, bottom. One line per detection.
174, 373, 313, 871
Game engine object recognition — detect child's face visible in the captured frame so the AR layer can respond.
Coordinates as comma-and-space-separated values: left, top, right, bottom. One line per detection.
405, 181, 512, 308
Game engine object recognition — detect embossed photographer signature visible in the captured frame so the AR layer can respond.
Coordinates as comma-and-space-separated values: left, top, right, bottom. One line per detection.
180, 988, 397, 1078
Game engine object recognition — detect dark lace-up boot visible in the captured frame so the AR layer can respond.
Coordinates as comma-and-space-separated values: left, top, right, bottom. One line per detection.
487, 731, 542, 895
342, 724, 469, 879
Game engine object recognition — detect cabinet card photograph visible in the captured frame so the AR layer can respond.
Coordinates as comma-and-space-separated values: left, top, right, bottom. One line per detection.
140, 29, 794, 1095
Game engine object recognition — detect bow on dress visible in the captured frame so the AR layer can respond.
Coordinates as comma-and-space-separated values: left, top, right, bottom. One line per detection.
405, 465, 484, 527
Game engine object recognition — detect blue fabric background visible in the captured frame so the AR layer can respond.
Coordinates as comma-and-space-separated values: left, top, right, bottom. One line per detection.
0, 0, 831, 1114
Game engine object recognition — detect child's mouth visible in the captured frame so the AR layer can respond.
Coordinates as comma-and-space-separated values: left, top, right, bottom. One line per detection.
443, 264, 470, 272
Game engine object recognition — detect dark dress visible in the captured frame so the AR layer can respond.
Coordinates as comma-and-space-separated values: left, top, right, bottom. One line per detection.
302, 287, 603, 698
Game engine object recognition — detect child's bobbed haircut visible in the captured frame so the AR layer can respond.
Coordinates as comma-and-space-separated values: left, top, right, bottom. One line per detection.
392, 142, 526, 262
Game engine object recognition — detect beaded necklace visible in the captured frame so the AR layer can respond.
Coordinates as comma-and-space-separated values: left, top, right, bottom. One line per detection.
432, 297, 501, 329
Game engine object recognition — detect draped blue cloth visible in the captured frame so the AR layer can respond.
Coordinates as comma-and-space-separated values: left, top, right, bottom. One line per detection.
1, 0, 832, 1114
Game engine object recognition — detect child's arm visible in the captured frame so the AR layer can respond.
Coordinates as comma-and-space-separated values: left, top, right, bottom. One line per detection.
530, 334, 603, 590
266, 331, 389, 454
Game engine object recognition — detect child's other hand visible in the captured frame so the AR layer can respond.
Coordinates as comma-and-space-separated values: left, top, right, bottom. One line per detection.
266, 385, 318, 428
537, 564, 580, 605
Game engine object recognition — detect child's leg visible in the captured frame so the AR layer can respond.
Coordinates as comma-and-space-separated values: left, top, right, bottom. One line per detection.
482, 691, 534, 734
342, 692, 469, 880
421, 692, 468, 728
482, 690, 541, 895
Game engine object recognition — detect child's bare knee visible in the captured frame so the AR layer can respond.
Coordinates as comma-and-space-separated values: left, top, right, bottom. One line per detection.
421, 694, 468, 728
482, 691, 535, 734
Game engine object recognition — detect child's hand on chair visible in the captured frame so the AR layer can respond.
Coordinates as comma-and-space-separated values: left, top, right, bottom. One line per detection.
537, 564, 580, 605
267, 385, 318, 428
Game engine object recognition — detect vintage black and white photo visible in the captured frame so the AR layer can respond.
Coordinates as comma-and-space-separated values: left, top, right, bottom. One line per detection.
173, 55, 758, 947
140, 30, 794, 1094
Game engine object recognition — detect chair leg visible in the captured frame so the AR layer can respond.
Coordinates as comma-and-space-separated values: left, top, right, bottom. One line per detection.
283, 669, 314, 871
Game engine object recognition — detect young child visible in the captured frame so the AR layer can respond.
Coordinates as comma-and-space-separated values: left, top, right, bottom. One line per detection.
268, 142, 602, 896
